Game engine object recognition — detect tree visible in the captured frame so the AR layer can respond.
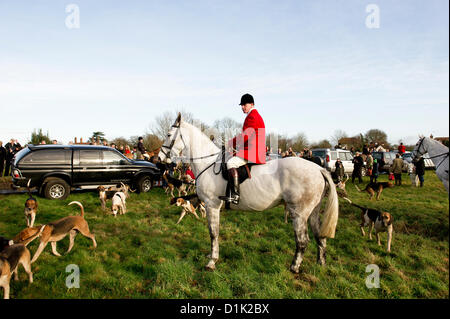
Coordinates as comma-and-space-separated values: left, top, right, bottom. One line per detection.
212, 117, 242, 144
90, 131, 106, 143
29, 128, 51, 145
310, 139, 332, 149
142, 133, 163, 152
290, 133, 309, 152
365, 129, 388, 144
330, 130, 347, 147
150, 109, 197, 140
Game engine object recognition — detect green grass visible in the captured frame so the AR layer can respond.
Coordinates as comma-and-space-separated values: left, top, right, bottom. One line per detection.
0, 171, 448, 299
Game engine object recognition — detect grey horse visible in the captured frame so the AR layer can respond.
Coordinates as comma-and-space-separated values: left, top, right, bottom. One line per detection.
158, 114, 339, 273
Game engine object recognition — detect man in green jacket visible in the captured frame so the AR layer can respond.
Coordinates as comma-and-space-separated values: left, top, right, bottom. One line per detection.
391, 154, 404, 186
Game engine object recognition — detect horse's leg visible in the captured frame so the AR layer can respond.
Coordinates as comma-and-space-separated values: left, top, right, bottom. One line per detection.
290, 206, 310, 273
205, 206, 221, 270
308, 202, 327, 266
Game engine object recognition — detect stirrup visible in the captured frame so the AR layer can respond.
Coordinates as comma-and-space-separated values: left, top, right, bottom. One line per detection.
218, 194, 240, 204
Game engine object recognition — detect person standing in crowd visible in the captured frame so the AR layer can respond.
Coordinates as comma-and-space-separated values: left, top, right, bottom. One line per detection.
0, 141, 6, 177
351, 151, 364, 184
287, 147, 295, 157
391, 153, 404, 186
118, 145, 125, 154
335, 158, 345, 182
349, 146, 355, 155
124, 145, 132, 158
137, 137, 150, 160
398, 142, 406, 155
4, 139, 16, 177
414, 156, 426, 187
185, 165, 195, 180
371, 158, 379, 183
362, 144, 370, 156
366, 152, 374, 177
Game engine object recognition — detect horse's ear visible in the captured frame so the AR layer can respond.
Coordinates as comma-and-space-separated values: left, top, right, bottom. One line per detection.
175, 112, 181, 125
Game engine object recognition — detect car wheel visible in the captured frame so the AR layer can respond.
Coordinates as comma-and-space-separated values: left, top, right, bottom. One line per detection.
137, 175, 153, 193
44, 178, 70, 200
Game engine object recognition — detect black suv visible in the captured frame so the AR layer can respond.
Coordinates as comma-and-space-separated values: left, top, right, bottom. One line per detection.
11, 145, 160, 199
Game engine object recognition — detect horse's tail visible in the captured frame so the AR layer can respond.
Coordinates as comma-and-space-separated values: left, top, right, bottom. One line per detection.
319, 169, 339, 238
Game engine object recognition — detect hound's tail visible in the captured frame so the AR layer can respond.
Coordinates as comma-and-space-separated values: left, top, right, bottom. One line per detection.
342, 197, 366, 211
26, 179, 33, 198
319, 169, 339, 238
24, 225, 45, 246
68, 201, 84, 217
354, 184, 362, 192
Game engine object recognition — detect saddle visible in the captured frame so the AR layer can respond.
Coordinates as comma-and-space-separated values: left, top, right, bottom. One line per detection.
220, 146, 255, 184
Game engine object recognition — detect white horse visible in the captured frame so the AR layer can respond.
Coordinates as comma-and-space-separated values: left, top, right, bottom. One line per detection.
158, 114, 339, 273
412, 137, 449, 193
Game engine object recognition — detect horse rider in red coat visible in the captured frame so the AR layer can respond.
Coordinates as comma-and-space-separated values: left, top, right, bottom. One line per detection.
219, 93, 266, 204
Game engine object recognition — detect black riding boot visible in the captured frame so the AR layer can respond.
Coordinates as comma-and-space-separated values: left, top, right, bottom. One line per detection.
218, 168, 240, 205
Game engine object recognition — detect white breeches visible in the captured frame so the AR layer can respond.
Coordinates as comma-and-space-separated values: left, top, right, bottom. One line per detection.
227, 156, 248, 169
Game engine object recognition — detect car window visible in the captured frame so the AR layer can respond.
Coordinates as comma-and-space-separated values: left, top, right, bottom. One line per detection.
330, 152, 337, 160
345, 153, 353, 161
372, 153, 383, 160
338, 152, 346, 161
312, 150, 326, 158
79, 150, 102, 165
21, 149, 71, 164
103, 151, 125, 165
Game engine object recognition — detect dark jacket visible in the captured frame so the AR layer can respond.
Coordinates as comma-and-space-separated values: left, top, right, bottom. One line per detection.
372, 162, 379, 176
0, 146, 6, 162
335, 161, 345, 177
137, 141, 146, 154
352, 156, 364, 169
414, 158, 425, 176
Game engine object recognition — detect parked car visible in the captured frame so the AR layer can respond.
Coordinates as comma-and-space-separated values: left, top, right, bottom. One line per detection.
373, 151, 410, 172
11, 145, 161, 199
311, 148, 356, 174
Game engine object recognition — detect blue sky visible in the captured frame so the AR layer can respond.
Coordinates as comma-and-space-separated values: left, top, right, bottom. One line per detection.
0, 0, 448, 146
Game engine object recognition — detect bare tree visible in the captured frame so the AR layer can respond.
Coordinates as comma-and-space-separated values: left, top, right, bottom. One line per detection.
212, 117, 242, 145
330, 130, 347, 146
291, 133, 309, 152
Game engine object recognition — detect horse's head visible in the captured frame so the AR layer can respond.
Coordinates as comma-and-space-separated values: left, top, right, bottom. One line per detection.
412, 136, 427, 161
158, 113, 187, 164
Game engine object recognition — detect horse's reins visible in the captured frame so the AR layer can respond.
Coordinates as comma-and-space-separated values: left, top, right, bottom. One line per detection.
160, 123, 220, 181
413, 137, 449, 171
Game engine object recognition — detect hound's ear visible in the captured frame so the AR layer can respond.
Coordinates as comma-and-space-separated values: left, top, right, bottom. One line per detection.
388, 214, 393, 225
176, 112, 181, 125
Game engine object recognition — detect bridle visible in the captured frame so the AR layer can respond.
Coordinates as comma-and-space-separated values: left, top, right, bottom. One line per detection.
412, 137, 426, 160
413, 137, 449, 171
160, 123, 220, 180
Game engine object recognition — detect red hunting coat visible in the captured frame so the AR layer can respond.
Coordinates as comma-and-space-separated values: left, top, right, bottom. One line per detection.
229, 109, 266, 164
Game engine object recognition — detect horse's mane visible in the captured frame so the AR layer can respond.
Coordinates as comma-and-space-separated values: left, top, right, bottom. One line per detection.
180, 120, 220, 154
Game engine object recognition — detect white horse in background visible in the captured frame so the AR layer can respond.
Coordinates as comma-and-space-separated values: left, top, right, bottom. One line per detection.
412, 137, 449, 193
158, 114, 339, 273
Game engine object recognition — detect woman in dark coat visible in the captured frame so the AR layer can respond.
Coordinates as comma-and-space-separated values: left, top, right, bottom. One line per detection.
335, 158, 345, 182
370, 159, 379, 183
352, 152, 364, 183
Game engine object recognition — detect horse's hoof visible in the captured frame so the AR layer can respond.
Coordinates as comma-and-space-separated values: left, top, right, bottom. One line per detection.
205, 260, 216, 271
290, 265, 300, 274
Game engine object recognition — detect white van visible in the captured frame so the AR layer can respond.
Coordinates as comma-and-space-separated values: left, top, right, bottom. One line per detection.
311, 148, 356, 174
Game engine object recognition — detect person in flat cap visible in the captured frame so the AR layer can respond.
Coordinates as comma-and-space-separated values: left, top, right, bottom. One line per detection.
218, 93, 266, 204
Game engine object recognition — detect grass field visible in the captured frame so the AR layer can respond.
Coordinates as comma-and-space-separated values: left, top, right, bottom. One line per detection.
0, 171, 448, 299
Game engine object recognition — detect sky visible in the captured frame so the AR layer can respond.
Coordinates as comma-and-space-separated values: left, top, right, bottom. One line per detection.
0, 0, 448, 146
